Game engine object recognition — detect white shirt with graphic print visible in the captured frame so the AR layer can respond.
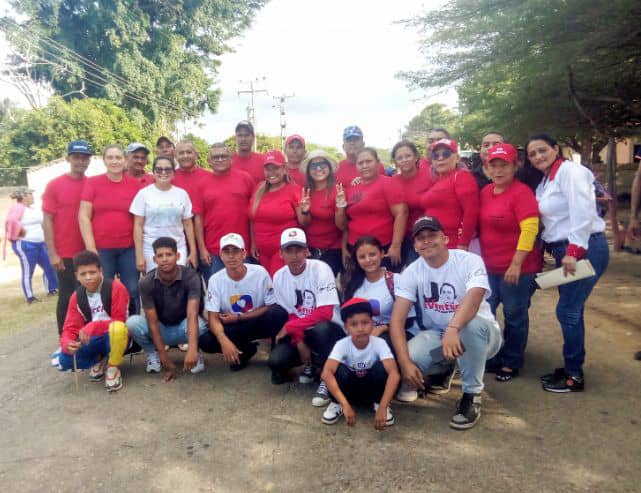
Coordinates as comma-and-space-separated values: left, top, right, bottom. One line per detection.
205, 264, 275, 314
395, 250, 497, 335
328, 335, 393, 377
87, 291, 110, 322
273, 259, 339, 317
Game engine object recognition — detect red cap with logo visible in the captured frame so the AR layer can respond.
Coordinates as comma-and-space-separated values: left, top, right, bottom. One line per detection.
487, 143, 517, 164
430, 138, 458, 153
285, 134, 306, 148
263, 149, 287, 166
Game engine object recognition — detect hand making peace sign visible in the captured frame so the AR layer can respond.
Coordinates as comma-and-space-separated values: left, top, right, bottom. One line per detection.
299, 187, 311, 214
335, 183, 347, 208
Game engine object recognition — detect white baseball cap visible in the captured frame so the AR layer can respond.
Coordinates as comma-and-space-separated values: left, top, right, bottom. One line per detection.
219, 233, 245, 250
280, 228, 307, 248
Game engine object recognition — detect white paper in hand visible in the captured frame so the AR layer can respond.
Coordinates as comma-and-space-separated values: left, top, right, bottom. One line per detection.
535, 259, 596, 289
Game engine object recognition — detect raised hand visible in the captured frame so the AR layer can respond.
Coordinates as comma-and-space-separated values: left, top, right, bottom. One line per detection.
299, 188, 311, 214
335, 183, 347, 208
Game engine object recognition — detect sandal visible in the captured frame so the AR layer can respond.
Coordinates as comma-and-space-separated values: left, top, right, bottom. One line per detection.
495, 368, 519, 382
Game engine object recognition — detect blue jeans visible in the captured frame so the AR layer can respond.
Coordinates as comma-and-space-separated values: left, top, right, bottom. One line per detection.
98, 247, 140, 314
199, 254, 225, 285
487, 272, 536, 369
408, 316, 502, 394
59, 334, 110, 369
126, 314, 208, 355
547, 232, 609, 376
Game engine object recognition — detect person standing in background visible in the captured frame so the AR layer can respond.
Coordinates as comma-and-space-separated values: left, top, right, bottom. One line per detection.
284, 134, 307, 186
232, 121, 265, 185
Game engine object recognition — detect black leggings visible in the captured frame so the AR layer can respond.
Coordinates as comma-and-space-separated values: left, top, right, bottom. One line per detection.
56, 258, 78, 335
332, 361, 388, 405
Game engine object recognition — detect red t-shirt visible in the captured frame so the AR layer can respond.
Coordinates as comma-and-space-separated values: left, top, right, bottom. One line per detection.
287, 166, 306, 187
172, 166, 211, 205
393, 167, 434, 236
133, 173, 155, 186
346, 175, 404, 246
305, 187, 342, 249
232, 152, 265, 185
250, 183, 301, 253
421, 169, 479, 249
335, 159, 386, 188
418, 158, 431, 172
192, 169, 255, 255
81, 174, 141, 249
479, 181, 542, 274
41, 174, 87, 258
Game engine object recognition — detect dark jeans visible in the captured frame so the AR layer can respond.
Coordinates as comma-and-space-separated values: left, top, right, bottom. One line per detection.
380, 330, 415, 360
199, 305, 288, 354
309, 247, 342, 277
401, 236, 419, 267
98, 247, 140, 314
56, 258, 78, 335
268, 320, 344, 376
332, 361, 388, 405
486, 272, 537, 369
547, 232, 609, 377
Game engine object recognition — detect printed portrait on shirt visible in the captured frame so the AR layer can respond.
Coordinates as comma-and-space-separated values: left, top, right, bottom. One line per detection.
230, 294, 254, 313
423, 282, 458, 313
295, 289, 316, 316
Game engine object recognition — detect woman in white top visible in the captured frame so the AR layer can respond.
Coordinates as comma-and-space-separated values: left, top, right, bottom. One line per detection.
341, 235, 418, 350
130, 156, 197, 272
527, 133, 609, 393
4, 189, 58, 303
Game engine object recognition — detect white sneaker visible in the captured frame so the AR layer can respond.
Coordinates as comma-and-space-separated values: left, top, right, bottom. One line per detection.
299, 366, 314, 384
190, 350, 205, 374
312, 381, 331, 407
50, 347, 62, 367
321, 402, 343, 425
146, 352, 161, 373
373, 403, 395, 426
178, 343, 189, 352
396, 381, 418, 402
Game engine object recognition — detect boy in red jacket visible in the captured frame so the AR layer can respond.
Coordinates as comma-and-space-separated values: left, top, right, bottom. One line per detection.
58, 250, 129, 392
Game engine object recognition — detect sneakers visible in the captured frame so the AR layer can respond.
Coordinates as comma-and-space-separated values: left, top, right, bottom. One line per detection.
299, 366, 314, 384
321, 402, 343, 425
396, 381, 418, 402
542, 373, 584, 393
146, 353, 161, 373
540, 367, 565, 384
312, 381, 331, 407
50, 347, 62, 367
88, 357, 108, 381
104, 366, 123, 392
449, 393, 482, 430
178, 343, 189, 352
427, 365, 456, 395
230, 343, 258, 372
373, 403, 395, 426
190, 350, 205, 374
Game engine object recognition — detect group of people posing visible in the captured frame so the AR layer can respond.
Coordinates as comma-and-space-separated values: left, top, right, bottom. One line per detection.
18, 120, 610, 430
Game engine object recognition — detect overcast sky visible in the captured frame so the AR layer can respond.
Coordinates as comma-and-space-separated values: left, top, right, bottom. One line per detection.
1, 0, 457, 150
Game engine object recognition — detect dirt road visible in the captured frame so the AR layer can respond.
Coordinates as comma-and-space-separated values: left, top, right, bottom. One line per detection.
0, 251, 639, 493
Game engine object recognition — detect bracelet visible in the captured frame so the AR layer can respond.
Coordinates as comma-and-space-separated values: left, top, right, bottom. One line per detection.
446, 324, 460, 330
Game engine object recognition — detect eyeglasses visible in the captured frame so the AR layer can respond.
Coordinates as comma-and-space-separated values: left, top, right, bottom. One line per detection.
309, 161, 330, 170
210, 154, 230, 161
154, 167, 174, 174
431, 149, 453, 160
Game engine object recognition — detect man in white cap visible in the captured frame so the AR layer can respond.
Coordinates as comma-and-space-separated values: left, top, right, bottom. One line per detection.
268, 228, 343, 406
198, 233, 288, 370
125, 142, 154, 186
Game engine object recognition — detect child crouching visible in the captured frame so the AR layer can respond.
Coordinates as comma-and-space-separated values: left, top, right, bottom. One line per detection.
320, 298, 400, 429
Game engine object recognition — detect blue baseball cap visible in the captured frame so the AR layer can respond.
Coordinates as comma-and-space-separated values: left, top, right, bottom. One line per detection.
67, 140, 92, 155
343, 126, 363, 141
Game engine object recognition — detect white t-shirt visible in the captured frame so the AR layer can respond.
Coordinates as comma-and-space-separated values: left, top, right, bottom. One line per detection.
273, 259, 339, 317
328, 335, 393, 377
20, 206, 44, 242
353, 273, 419, 335
205, 264, 275, 314
87, 291, 110, 322
396, 250, 497, 335
129, 184, 193, 251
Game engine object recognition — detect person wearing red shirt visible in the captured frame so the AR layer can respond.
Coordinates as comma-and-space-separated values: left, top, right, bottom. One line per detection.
301, 150, 345, 275
391, 140, 434, 265
420, 139, 480, 250
249, 150, 307, 276
79, 144, 142, 314
125, 142, 154, 185
338, 148, 408, 272
155, 136, 175, 160
335, 126, 385, 187
194, 143, 255, 283
284, 134, 307, 186
42, 140, 91, 345
479, 143, 542, 382
231, 120, 265, 184
57, 250, 130, 392
171, 140, 211, 206
418, 128, 450, 172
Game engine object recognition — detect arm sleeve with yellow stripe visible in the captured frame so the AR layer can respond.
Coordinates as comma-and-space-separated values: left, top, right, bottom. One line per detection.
516, 217, 539, 252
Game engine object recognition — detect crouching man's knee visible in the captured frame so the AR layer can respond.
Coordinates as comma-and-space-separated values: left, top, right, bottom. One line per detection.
108, 321, 129, 366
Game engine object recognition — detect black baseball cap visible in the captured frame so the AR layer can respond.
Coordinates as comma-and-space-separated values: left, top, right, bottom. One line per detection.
156, 136, 174, 147
235, 120, 254, 135
412, 216, 444, 237
67, 140, 92, 155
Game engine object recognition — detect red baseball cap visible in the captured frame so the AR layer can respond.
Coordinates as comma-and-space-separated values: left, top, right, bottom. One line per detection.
263, 149, 287, 166
285, 134, 306, 148
487, 143, 517, 164
430, 138, 458, 153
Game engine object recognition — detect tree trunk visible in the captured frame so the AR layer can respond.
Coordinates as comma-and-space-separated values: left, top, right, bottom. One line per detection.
606, 137, 624, 250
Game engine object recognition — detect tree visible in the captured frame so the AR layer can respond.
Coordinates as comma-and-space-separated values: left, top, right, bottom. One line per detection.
1, 1, 266, 127
400, 0, 641, 161
403, 103, 460, 142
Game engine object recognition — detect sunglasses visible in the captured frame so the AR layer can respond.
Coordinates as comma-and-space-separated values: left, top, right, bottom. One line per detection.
154, 166, 174, 174
309, 161, 330, 170
431, 148, 453, 160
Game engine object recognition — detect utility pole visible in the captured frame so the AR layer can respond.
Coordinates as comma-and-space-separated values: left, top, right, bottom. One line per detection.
238, 77, 268, 151
273, 94, 295, 150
